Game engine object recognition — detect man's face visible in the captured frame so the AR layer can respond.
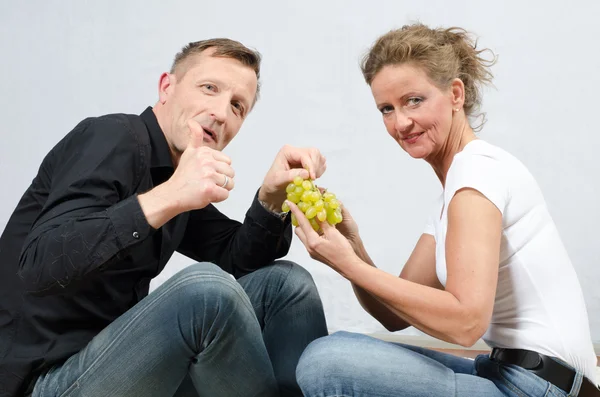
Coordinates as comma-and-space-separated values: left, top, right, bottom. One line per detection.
158, 49, 258, 156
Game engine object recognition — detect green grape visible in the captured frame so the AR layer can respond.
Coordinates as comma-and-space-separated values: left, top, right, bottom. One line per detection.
305, 206, 317, 219
287, 193, 300, 204
313, 199, 324, 211
327, 210, 342, 225
309, 191, 320, 202
301, 190, 312, 203
298, 201, 310, 212
322, 192, 336, 202
281, 201, 290, 213
309, 218, 320, 231
286, 176, 343, 230
328, 199, 340, 210
333, 209, 343, 224
317, 208, 327, 222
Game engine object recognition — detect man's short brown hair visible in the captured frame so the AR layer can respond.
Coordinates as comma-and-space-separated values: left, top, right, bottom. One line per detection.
171, 38, 262, 103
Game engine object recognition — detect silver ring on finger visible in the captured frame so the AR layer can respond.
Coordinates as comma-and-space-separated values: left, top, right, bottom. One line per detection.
220, 175, 229, 188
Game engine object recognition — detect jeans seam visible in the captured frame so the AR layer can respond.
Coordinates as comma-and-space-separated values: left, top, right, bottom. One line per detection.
35, 363, 60, 397
567, 371, 583, 397
544, 384, 565, 397
53, 270, 251, 394
259, 261, 294, 314
58, 380, 79, 397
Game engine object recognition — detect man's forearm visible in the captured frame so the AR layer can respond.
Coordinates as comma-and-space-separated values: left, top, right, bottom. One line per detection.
177, 189, 292, 278
229, 192, 292, 275
350, 239, 412, 332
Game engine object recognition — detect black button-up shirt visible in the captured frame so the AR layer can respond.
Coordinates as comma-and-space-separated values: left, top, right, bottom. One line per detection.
0, 107, 292, 396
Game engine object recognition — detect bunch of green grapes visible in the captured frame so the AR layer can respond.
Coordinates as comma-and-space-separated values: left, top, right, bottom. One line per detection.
282, 176, 343, 231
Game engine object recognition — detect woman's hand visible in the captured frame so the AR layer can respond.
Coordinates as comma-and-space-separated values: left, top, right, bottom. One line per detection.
314, 187, 361, 247
334, 203, 360, 246
287, 200, 359, 275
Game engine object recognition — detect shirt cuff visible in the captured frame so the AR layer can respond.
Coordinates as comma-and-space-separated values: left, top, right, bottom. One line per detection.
247, 189, 290, 232
106, 194, 153, 249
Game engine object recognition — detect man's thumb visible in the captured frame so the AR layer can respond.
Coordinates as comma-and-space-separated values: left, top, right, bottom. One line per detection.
187, 119, 205, 149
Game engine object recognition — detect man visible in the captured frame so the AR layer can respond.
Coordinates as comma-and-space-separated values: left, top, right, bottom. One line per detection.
0, 38, 328, 397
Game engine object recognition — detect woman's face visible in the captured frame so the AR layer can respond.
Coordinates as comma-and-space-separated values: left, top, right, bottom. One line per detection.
370, 63, 458, 160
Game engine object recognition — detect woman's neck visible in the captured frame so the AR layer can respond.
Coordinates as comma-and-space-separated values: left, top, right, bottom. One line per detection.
427, 118, 477, 187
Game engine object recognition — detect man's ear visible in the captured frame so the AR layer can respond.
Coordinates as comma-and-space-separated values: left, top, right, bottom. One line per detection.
158, 72, 175, 104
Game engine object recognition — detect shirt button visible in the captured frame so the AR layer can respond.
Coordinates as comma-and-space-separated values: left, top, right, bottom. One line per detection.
133, 231, 140, 239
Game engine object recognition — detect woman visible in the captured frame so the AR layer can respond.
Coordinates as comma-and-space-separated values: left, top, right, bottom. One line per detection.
289, 23, 598, 397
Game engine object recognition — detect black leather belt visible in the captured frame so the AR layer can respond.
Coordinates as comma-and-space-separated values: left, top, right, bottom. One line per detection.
490, 348, 600, 397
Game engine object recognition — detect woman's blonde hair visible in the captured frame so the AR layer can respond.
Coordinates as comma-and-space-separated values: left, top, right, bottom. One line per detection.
361, 23, 497, 129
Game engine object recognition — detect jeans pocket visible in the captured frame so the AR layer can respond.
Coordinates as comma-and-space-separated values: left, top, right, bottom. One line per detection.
497, 363, 555, 397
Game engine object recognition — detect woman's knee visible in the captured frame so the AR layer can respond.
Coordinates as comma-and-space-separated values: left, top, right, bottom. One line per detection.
296, 331, 366, 385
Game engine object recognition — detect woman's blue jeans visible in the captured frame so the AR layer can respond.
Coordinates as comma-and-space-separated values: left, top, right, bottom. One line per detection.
296, 331, 585, 397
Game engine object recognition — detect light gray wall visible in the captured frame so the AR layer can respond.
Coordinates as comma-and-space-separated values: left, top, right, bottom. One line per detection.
1, 0, 598, 340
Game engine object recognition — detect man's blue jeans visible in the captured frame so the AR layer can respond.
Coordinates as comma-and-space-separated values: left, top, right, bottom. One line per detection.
296, 331, 584, 397
32, 260, 328, 397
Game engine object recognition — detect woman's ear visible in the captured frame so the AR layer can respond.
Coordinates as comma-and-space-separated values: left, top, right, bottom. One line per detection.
450, 78, 465, 111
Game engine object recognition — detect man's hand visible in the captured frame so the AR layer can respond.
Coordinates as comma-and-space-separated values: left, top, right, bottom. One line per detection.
258, 145, 326, 212
138, 119, 235, 228
168, 119, 235, 211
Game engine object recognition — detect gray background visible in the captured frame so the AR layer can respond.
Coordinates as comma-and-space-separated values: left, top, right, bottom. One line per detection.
1, 0, 598, 342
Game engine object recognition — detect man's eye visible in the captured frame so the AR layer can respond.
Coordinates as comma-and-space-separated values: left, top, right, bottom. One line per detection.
232, 102, 245, 116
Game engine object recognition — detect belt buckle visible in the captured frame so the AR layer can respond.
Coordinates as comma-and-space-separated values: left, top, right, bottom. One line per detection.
519, 351, 543, 370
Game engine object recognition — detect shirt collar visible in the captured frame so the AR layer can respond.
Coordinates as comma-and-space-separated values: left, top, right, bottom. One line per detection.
140, 106, 174, 170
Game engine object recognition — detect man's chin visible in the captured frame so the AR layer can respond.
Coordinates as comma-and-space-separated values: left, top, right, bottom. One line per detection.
204, 141, 221, 151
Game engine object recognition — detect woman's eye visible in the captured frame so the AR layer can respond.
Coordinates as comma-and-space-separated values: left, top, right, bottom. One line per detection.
407, 97, 423, 106
380, 106, 393, 114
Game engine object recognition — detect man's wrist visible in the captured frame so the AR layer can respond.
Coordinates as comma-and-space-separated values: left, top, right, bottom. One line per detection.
138, 183, 182, 229
258, 186, 282, 211
258, 198, 288, 220
256, 186, 287, 220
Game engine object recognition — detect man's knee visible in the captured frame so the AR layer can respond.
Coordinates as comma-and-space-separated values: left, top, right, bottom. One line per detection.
165, 262, 252, 314
171, 261, 230, 281
268, 260, 320, 297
